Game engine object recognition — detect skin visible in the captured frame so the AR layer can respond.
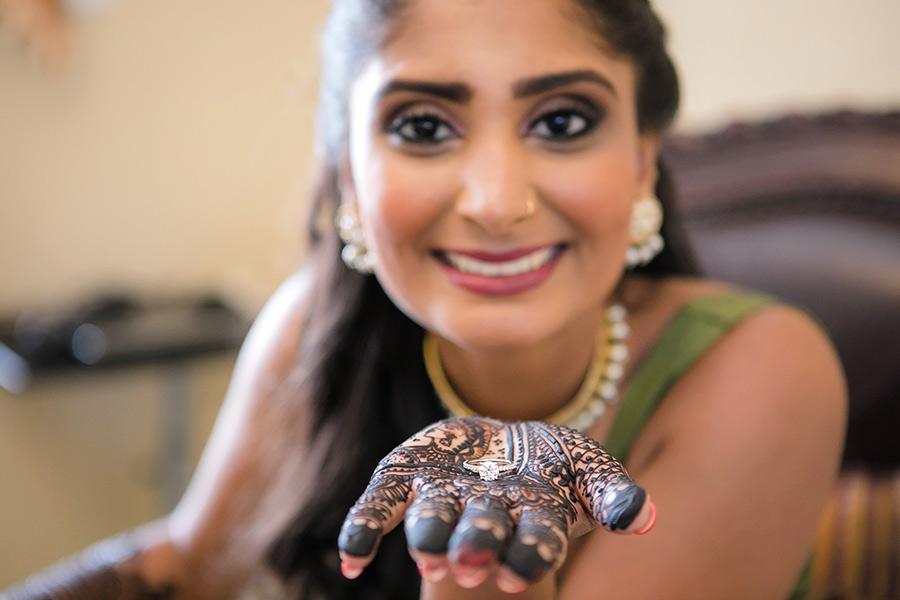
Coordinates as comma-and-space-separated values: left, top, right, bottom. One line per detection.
4, 0, 847, 599
342, 0, 660, 428
335, 1, 847, 598
337, 418, 655, 592
0, 533, 174, 600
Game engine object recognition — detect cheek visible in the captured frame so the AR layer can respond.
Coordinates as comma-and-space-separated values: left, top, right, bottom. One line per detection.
356, 156, 450, 258
541, 152, 637, 240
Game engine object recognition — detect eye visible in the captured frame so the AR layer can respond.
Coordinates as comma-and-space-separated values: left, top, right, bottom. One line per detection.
529, 108, 596, 141
387, 111, 458, 146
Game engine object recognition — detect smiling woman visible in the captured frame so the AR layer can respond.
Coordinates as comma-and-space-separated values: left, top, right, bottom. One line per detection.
1, 1, 846, 599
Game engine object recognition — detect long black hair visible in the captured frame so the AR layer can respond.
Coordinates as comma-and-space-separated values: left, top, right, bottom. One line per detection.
266, 1, 696, 598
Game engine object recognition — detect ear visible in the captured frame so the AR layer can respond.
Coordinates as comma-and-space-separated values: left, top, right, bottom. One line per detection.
636, 132, 662, 197
338, 159, 358, 208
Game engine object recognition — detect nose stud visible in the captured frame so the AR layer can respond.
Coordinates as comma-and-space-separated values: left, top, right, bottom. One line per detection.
523, 197, 536, 219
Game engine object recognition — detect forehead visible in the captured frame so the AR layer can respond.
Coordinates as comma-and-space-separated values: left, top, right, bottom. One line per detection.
360, 0, 634, 95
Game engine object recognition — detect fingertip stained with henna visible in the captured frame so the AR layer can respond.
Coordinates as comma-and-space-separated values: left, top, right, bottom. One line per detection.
406, 514, 456, 554
337, 519, 381, 558
600, 484, 647, 532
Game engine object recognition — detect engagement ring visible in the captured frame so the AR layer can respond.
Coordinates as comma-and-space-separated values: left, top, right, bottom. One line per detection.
462, 459, 516, 482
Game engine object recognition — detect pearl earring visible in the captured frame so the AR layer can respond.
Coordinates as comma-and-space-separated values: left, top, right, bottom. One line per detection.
625, 195, 665, 268
335, 204, 376, 274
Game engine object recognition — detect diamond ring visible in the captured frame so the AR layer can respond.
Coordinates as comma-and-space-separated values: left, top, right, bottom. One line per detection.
462, 459, 516, 481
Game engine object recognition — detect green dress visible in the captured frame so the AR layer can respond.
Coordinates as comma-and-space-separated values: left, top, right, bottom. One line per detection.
602, 291, 811, 600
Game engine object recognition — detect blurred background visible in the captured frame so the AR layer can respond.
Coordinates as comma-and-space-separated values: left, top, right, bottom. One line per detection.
1, 0, 898, 588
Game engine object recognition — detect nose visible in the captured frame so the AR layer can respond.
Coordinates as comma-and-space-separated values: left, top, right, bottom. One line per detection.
455, 139, 536, 235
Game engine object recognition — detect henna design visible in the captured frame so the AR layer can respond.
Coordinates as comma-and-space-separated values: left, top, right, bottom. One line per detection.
405, 481, 461, 554
1, 535, 175, 600
339, 416, 647, 584
447, 497, 513, 568
339, 419, 492, 558
541, 424, 647, 531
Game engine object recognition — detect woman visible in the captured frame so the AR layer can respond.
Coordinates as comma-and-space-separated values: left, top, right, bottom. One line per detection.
4, 0, 846, 599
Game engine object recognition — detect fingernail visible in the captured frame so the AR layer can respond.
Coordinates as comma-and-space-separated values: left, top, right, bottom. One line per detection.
341, 560, 363, 579
429, 564, 449, 582
416, 559, 449, 583
454, 566, 489, 589
604, 485, 647, 531
496, 568, 529, 594
635, 502, 657, 535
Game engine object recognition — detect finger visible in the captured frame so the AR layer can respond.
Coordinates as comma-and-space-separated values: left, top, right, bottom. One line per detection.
447, 497, 514, 589
594, 478, 652, 533
500, 507, 567, 586
628, 495, 657, 535
338, 473, 413, 578
496, 566, 529, 594
565, 431, 653, 533
404, 483, 461, 582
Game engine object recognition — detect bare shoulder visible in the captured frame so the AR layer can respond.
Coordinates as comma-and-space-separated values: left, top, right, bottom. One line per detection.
628, 275, 847, 471
223, 268, 314, 398
190, 268, 314, 451
158, 269, 318, 593
562, 276, 848, 599
677, 291, 846, 443
668, 277, 847, 427
623, 275, 845, 397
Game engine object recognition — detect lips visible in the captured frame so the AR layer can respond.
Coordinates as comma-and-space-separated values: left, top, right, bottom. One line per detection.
434, 244, 565, 296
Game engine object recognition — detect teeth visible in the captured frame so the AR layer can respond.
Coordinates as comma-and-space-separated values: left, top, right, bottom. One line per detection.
444, 247, 556, 277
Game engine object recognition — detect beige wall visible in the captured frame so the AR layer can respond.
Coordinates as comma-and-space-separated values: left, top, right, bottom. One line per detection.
1, 0, 330, 314
655, 0, 900, 131
1, 0, 898, 588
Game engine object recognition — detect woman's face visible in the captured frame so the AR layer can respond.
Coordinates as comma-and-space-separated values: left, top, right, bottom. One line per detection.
344, 0, 659, 351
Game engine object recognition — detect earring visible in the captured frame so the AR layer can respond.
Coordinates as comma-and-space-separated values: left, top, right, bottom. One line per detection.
625, 195, 665, 268
335, 204, 376, 274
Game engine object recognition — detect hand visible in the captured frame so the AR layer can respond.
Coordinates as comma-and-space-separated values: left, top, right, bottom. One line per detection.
0, 0, 69, 70
338, 416, 656, 593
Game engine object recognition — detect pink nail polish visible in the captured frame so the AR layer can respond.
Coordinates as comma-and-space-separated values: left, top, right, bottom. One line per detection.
635, 502, 657, 535
341, 560, 363, 579
455, 566, 488, 589
496, 569, 528, 594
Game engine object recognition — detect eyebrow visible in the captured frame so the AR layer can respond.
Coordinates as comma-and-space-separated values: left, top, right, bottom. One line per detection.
375, 69, 616, 105
513, 70, 617, 99
377, 80, 472, 104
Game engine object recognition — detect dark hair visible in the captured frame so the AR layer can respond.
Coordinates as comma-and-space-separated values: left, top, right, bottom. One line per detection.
267, 1, 696, 598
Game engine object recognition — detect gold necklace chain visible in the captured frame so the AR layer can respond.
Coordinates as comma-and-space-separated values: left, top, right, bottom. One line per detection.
422, 304, 629, 432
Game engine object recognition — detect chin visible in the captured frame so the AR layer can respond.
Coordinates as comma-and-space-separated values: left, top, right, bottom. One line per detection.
433, 309, 566, 353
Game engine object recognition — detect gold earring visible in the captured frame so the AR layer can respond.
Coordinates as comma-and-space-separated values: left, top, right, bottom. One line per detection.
335, 204, 376, 274
625, 195, 664, 268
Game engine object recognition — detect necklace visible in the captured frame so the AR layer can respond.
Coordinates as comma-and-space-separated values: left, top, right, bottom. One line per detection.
422, 304, 629, 432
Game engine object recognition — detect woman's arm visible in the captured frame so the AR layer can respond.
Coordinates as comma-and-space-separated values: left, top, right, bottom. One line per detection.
2, 272, 316, 600
1, 524, 175, 599
558, 304, 847, 599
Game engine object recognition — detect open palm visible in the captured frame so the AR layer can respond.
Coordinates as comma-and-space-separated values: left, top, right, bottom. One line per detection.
338, 416, 655, 589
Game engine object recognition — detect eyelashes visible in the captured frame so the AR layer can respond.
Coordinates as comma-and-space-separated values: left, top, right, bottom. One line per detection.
386, 109, 459, 146
529, 109, 594, 141
383, 96, 604, 150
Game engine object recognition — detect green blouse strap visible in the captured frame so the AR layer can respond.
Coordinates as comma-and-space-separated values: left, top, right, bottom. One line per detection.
604, 290, 775, 464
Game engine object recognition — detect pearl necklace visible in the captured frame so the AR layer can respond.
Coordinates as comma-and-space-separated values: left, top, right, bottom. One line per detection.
422, 305, 630, 432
